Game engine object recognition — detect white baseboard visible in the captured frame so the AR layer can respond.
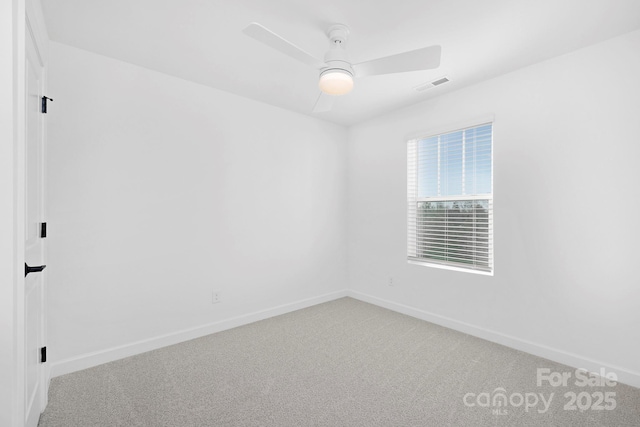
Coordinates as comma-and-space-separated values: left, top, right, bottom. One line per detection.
50, 290, 348, 378
348, 290, 640, 389
50, 288, 640, 390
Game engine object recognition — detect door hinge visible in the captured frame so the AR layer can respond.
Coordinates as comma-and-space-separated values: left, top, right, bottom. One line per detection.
41, 96, 53, 113
40, 347, 47, 363
40, 222, 47, 238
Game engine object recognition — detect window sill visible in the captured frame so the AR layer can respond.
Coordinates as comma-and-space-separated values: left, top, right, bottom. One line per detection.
407, 259, 493, 276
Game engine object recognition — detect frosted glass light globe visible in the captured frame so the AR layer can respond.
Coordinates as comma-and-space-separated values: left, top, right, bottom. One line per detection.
318, 70, 354, 95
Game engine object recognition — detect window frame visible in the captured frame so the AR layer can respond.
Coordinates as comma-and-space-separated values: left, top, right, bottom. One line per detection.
406, 118, 494, 276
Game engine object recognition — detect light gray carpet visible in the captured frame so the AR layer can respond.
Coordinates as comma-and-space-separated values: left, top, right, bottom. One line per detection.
39, 297, 640, 426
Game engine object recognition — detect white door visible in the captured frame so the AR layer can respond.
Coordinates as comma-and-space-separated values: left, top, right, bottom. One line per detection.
24, 24, 47, 427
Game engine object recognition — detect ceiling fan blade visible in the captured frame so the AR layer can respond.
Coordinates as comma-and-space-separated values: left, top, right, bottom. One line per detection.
312, 92, 335, 113
243, 22, 326, 69
353, 45, 441, 77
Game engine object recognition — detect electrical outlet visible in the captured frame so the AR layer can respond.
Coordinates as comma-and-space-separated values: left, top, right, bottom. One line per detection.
388, 277, 395, 287
212, 291, 221, 304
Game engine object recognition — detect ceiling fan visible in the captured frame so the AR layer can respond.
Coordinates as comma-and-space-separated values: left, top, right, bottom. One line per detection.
243, 22, 441, 113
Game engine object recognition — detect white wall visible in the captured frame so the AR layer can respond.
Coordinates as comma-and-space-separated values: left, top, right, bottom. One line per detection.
47, 42, 348, 369
48, 28, 640, 387
347, 30, 640, 384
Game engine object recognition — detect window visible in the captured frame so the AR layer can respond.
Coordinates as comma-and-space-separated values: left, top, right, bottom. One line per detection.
407, 122, 493, 274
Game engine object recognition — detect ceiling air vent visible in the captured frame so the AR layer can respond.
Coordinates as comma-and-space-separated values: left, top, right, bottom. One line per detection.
414, 76, 450, 92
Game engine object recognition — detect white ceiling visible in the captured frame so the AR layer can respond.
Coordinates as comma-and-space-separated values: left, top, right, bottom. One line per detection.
42, 0, 640, 126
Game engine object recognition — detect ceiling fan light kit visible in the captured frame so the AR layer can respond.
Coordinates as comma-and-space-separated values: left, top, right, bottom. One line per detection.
242, 22, 441, 112
319, 69, 354, 95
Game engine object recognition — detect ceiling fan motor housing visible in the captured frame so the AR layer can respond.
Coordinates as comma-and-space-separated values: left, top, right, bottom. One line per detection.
322, 24, 353, 77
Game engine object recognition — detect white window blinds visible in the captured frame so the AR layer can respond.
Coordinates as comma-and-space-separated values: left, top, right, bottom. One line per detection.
407, 123, 493, 273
